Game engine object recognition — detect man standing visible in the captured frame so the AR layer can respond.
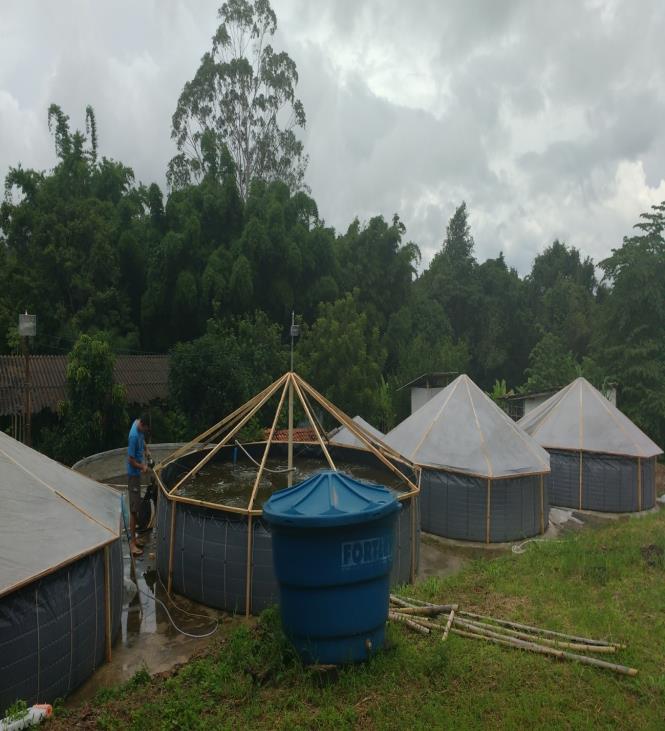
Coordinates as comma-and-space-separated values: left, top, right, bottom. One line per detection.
127, 413, 150, 557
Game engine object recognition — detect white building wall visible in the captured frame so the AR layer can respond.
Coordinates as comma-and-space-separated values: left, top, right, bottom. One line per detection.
411, 387, 444, 414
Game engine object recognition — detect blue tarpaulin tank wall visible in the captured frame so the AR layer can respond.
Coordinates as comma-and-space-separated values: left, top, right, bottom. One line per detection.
519, 378, 662, 512
0, 433, 122, 714
263, 471, 401, 665
385, 374, 550, 543
152, 372, 421, 617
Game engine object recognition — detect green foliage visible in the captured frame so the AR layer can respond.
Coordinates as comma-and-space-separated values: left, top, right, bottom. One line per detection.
169, 311, 287, 434
297, 292, 387, 424
42, 334, 127, 464
490, 378, 513, 402
595, 201, 665, 446
2, 699, 28, 723
169, 0, 307, 197
522, 333, 578, 393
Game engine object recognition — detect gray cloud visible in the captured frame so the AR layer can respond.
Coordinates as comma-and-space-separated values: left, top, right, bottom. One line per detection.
1, 0, 664, 275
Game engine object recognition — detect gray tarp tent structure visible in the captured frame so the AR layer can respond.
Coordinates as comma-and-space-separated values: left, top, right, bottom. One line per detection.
329, 416, 384, 449
0, 433, 122, 713
518, 377, 662, 512
385, 374, 550, 543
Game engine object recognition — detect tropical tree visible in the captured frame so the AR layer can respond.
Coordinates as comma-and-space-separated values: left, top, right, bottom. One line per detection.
596, 201, 665, 445
168, 0, 307, 196
522, 333, 578, 393
297, 293, 387, 423
42, 335, 127, 464
169, 311, 287, 433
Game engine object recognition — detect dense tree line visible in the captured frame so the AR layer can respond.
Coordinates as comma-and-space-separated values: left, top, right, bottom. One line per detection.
1, 0, 664, 461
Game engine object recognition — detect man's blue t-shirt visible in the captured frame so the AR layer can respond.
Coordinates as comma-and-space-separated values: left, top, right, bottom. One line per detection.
127, 420, 145, 477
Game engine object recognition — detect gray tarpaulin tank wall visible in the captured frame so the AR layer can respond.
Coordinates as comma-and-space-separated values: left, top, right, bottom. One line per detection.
152, 372, 421, 616
385, 374, 550, 543
518, 377, 663, 512
0, 433, 122, 714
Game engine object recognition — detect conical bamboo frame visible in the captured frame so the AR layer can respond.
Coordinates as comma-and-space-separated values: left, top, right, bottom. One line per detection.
155, 371, 420, 507
157, 371, 422, 616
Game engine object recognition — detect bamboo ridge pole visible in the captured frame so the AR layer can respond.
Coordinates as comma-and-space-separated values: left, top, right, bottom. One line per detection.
291, 377, 337, 470
295, 375, 419, 494
168, 374, 288, 495
156, 378, 283, 470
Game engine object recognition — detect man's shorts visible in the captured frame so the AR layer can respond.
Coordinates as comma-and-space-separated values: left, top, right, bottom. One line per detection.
127, 475, 142, 515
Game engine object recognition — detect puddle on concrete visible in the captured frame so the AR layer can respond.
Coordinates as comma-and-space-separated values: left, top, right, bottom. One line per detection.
66, 529, 226, 707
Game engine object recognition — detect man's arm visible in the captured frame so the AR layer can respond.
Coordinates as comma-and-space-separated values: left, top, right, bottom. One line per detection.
128, 454, 147, 473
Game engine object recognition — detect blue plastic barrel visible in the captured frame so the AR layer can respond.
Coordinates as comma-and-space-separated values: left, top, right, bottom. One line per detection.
262, 470, 401, 664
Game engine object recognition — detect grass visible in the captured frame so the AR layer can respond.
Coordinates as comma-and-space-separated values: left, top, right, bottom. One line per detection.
49, 508, 665, 730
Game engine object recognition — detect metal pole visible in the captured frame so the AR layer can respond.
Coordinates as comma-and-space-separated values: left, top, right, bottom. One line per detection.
23, 336, 32, 446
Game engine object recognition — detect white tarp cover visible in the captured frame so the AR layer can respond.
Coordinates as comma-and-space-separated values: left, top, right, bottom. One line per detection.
518, 377, 662, 458
329, 415, 385, 450
0, 432, 120, 597
385, 374, 550, 477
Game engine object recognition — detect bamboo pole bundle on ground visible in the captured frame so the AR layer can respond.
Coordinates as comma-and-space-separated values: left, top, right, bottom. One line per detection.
457, 610, 625, 649
386, 595, 636, 677
455, 616, 618, 653
450, 625, 637, 677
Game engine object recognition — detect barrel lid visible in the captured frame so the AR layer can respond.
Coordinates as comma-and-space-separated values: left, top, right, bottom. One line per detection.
262, 470, 400, 528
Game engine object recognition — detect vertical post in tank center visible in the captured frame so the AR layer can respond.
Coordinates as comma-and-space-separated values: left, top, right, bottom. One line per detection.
288, 312, 298, 488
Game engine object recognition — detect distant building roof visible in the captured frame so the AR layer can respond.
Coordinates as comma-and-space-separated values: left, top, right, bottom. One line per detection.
0, 354, 169, 416
397, 372, 459, 391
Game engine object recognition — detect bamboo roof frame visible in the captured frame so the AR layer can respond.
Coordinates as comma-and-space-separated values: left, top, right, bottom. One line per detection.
155, 372, 422, 615
154, 371, 421, 513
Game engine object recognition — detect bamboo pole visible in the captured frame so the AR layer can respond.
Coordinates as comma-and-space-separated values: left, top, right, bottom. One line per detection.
455, 616, 617, 653
540, 474, 545, 534
442, 609, 455, 641
170, 492, 262, 516
393, 604, 458, 616
486, 478, 491, 544
390, 594, 420, 608
288, 376, 294, 488
293, 372, 410, 465
392, 594, 439, 608
103, 545, 112, 662
450, 626, 637, 676
155, 378, 283, 471
167, 499, 177, 595
168, 374, 287, 495
243, 381, 289, 618
245, 514, 253, 618
295, 375, 419, 495
579, 450, 583, 510
247, 380, 289, 512
410, 486, 417, 582
388, 611, 430, 634
457, 610, 624, 648
291, 376, 336, 470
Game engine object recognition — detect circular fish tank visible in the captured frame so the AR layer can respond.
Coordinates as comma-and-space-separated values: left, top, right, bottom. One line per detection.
154, 442, 420, 615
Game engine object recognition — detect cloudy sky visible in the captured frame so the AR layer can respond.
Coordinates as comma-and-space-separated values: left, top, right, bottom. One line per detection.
1, 0, 665, 273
